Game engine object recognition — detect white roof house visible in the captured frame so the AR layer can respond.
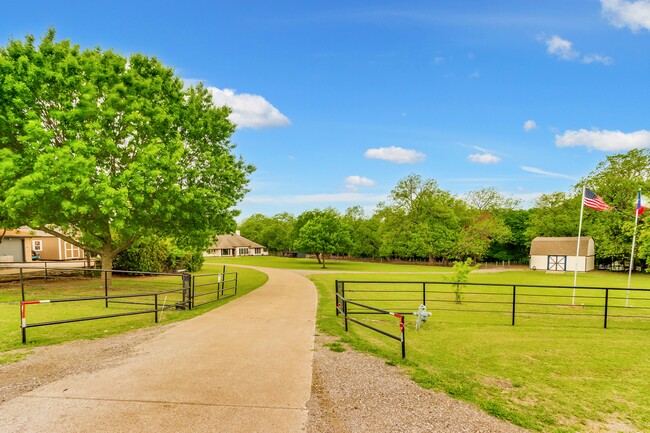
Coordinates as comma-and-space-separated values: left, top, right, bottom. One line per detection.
529, 236, 595, 272
204, 231, 268, 258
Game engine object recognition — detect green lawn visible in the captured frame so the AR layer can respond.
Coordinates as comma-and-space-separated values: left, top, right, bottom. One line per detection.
308, 269, 650, 433
0, 263, 268, 360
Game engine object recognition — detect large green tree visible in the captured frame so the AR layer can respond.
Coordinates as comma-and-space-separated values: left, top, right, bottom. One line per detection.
293, 209, 351, 268
578, 149, 650, 263
239, 212, 295, 252
341, 205, 381, 258
0, 30, 253, 272
377, 174, 460, 262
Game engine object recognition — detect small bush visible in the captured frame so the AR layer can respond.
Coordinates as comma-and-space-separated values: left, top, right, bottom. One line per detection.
113, 237, 205, 273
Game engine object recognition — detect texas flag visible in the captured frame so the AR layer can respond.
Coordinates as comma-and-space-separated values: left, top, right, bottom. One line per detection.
636, 190, 647, 216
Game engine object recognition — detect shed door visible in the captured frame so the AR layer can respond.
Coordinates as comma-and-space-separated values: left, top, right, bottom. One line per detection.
547, 255, 566, 271
0, 238, 25, 262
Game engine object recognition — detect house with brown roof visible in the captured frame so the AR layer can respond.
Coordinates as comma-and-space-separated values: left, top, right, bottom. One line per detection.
529, 236, 595, 272
204, 231, 268, 258
0, 227, 85, 263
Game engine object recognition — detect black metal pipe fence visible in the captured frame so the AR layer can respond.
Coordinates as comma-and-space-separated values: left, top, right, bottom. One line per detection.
335, 280, 650, 330
1, 266, 238, 343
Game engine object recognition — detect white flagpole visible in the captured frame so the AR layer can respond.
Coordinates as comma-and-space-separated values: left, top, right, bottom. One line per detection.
573, 185, 586, 305
626, 189, 641, 307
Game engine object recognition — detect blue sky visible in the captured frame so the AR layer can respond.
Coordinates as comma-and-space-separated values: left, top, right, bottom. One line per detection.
3, 1, 650, 220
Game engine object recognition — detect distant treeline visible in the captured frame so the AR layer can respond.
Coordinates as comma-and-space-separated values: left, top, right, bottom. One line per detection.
239, 149, 650, 270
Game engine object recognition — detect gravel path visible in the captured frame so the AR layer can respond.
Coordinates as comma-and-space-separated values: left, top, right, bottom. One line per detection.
1, 327, 528, 432
307, 334, 528, 433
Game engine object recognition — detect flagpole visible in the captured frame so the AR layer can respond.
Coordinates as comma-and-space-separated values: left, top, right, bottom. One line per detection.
626, 188, 641, 307
573, 185, 586, 305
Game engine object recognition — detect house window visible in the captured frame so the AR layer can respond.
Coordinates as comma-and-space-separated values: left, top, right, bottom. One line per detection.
222, 249, 232, 256
239, 248, 249, 256
254, 248, 261, 255
32, 240, 43, 252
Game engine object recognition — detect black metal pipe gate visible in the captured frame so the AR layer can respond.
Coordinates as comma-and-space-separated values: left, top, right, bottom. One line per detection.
336, 283, 406, 358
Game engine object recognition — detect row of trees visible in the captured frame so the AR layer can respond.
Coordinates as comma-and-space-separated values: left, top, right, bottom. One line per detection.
240, 149, 650, 269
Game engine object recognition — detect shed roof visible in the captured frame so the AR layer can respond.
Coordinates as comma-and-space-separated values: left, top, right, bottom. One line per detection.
211, 234, 265, 250
530, 237, 593, 256
1, 227, 52, 238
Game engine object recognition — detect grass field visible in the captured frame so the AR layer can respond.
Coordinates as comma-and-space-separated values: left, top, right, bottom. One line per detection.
0, 263, 268, 360
211, 256, 650, 433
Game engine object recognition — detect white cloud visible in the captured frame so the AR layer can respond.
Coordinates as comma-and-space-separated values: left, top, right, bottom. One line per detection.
602, 0, 650, 32
468, 153, 501, 164
543, 35, 613, 65
555, 128, 650, 151
524, 120, 537, 132
521, 166, 576, 180
433, 56, 445, 64
344, 175, 376, 191
207, 87, 290, 129
545, 35, 580, 60
364, 146, 427, 164
582, 54, 614, 65
468, 71, 480, 79
243, 192, 387, 204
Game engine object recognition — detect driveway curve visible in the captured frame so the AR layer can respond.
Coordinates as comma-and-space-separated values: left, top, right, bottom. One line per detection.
0, 266, 317, 433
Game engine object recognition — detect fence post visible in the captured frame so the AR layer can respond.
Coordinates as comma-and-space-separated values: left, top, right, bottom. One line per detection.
20, 302, 26, 344
235, 272, 238, 295
104, 271, 109, 308
20, 268, 25, 302
335, 280, 339, 316
604, 288, 609, 329
44, 262, 48, 282
344, 297, 348, 332
422, 282, 426, 306
191, 275, 196, 309
154, 294, 158, 323
512, 286, 517, 326
400, 315, 406, 359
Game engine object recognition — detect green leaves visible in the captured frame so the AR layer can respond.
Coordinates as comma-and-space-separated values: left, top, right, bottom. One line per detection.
0, 30, 252, 268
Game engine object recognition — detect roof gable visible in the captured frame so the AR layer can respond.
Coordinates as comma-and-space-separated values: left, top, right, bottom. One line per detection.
530, 237, 594, 256
211, 234, 265, 249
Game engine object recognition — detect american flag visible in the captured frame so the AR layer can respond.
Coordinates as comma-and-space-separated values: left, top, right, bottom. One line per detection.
584, 188, 612, 211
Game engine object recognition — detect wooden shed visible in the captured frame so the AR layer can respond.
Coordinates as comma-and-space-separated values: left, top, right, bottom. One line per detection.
529, 236, 595, 272
0, 227, 84, 262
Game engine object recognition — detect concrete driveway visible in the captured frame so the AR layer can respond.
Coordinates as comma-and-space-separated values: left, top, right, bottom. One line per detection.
0, 266, 317, 433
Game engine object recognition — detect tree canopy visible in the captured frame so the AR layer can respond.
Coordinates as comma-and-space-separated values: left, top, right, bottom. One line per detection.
0, 30, 253, 270
293, 209, 351, 268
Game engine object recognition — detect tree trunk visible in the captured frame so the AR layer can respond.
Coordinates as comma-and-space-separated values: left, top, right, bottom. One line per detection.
101, 249, 115, 292
316, 253, 322, 264
321, 253, 326, 269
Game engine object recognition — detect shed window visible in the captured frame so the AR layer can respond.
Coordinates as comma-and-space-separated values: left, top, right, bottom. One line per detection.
32, 240, 43, 252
